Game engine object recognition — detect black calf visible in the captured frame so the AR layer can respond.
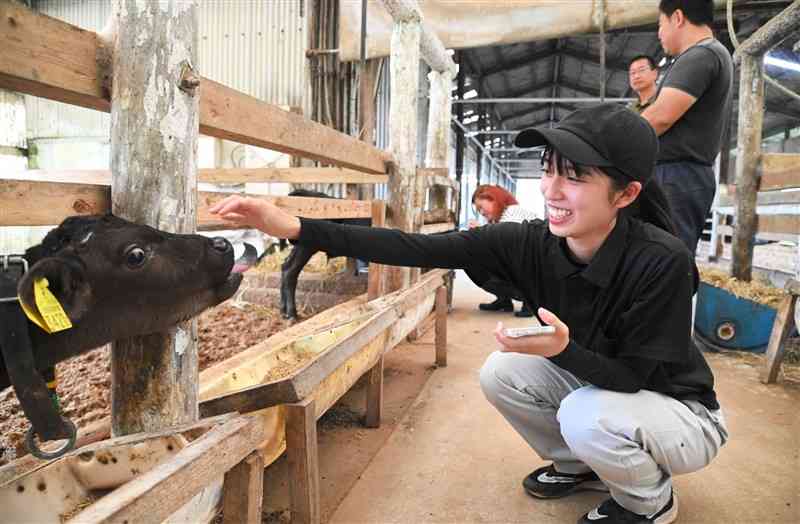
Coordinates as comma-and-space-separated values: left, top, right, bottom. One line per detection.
280, 189, 369, 319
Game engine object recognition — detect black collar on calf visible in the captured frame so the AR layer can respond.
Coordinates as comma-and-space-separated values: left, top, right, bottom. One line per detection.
0, 255, 77, 460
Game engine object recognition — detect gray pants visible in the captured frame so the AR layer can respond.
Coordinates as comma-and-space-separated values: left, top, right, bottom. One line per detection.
479, 352, 729, 515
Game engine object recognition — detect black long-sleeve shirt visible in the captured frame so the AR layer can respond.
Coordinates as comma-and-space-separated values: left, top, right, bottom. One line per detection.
297, 215, 719, 410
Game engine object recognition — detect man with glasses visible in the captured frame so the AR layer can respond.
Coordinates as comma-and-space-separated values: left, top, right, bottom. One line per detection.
627, 54, 660, 114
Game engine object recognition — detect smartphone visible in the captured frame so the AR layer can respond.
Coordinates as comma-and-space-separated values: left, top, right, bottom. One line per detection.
503, 325, 556, 338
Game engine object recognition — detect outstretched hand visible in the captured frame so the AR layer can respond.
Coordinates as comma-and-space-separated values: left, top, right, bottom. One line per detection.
494, 307, 570, 358
209, 195, 301, 239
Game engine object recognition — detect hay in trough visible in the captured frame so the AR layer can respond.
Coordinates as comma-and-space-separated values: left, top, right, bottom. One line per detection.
698, 266, 788, 308
255, 249, 346, 276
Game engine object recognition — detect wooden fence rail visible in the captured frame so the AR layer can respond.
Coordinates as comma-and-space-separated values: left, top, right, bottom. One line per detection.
0, 1, 389, 174
0, 173, 373, 227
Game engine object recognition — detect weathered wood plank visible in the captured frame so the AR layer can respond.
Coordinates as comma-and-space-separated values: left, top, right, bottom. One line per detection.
364, 356, 384, 428
0, 2, 388, 174
0, 1, 109, 111
421, 222, 456, 234
202, 167, 388, 185
0, 178, 372, 225
222, 452, 264, 524
72, 417, 261, 524
387, 19, 423, 292
199, 270, 447, 418
2, 168, 388, 185
286, 399, 320, 524
198, 193, 372, 225
109, 0, 200, 438
311, 333, 387, 420
419, 169, 457, 189
731, 54, 764, 281
0, 179, 111, 224
368, 200, 387, 301
199, 308, 396, 417
423, 208, 452, 224
761, 295, 797, 384
717, 185, 800, 207
757, 215, 800, 236
435, 285, 448, 367
759, 153, 800, 191
199, 79, 387, 174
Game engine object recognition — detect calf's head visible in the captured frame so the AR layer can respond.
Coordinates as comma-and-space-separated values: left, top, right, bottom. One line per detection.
17, 215, 244, 365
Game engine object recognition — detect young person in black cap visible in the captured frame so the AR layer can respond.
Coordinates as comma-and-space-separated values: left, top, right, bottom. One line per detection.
210, 104, 728, 524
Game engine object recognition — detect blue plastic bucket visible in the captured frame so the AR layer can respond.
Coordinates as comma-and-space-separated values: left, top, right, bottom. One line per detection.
694, 282, 777, 353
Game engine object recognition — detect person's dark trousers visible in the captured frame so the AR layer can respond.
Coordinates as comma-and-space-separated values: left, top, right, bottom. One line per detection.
654, 162, 716, 254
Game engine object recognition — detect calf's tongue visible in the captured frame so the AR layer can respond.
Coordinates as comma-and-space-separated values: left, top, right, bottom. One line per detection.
232, 242, 257, 273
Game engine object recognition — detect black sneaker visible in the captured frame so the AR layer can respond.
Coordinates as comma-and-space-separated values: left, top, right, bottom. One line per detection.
478, 298, 514, 312
523, 464, 608, 499
577, 493, 678, 524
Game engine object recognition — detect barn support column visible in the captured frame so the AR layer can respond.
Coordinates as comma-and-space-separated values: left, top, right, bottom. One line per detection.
386, 16, 422, 292
425, 65, 456, 306
731, 53, 764, 282
454, 52, 466, 226
108, 0, 200, 436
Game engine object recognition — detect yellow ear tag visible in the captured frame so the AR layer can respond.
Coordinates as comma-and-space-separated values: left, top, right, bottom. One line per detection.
19, 298, 49, 332
21, 278, 73, 334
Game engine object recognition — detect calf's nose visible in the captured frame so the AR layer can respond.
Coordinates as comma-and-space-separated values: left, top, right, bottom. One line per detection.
210, 237, 232, 253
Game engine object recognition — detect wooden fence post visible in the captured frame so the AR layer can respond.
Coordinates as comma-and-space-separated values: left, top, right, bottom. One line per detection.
367, 200, 387, 301
731, 54, 764, 282
358, 59, 380, 203
425, 66, 456, 308
435, 285, 448, 367
365, 200, 386, 427
386, 14, 422, 293
223, 452, 265, 524
286, 398, 320, 524
108, 0, 200, 435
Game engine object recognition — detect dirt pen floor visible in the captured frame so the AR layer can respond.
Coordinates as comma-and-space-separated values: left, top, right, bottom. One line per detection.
2, 271, 798, 523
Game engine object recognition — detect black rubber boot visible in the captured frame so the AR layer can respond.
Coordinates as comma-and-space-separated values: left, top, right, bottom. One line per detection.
478, 297, 514, 312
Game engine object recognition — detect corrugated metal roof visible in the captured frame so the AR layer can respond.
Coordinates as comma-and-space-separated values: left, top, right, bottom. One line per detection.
459, 3, 800, 144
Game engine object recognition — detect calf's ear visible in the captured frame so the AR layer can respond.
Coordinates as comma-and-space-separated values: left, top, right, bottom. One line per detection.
18, 256, 92, 324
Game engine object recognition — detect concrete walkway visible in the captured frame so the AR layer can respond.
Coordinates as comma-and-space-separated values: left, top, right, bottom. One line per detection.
330, 271, 800, 524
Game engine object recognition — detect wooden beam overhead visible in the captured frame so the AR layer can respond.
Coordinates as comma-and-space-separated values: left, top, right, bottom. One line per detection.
0, 1, 387, 174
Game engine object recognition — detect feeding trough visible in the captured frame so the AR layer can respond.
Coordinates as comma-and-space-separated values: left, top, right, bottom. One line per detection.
694, 282, 778, 352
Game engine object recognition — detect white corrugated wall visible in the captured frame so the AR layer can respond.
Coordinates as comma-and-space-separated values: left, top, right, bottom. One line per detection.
25, 0, 112, 139
26, 0, 311, 139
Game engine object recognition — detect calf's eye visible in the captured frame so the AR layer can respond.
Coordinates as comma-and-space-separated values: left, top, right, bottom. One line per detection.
125, 247, 147, 269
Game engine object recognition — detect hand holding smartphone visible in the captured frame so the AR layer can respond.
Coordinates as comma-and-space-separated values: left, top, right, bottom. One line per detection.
503, 325, 556, 338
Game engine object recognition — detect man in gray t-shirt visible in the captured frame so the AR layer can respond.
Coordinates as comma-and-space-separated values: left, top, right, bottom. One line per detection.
642, 0, 733, 254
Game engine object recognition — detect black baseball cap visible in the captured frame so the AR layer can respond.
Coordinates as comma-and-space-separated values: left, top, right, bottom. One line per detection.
514, 104, 658, 183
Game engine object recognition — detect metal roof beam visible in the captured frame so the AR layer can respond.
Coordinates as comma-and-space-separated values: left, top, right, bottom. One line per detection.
480, 45, 558, 79
501, 105, 576, 126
